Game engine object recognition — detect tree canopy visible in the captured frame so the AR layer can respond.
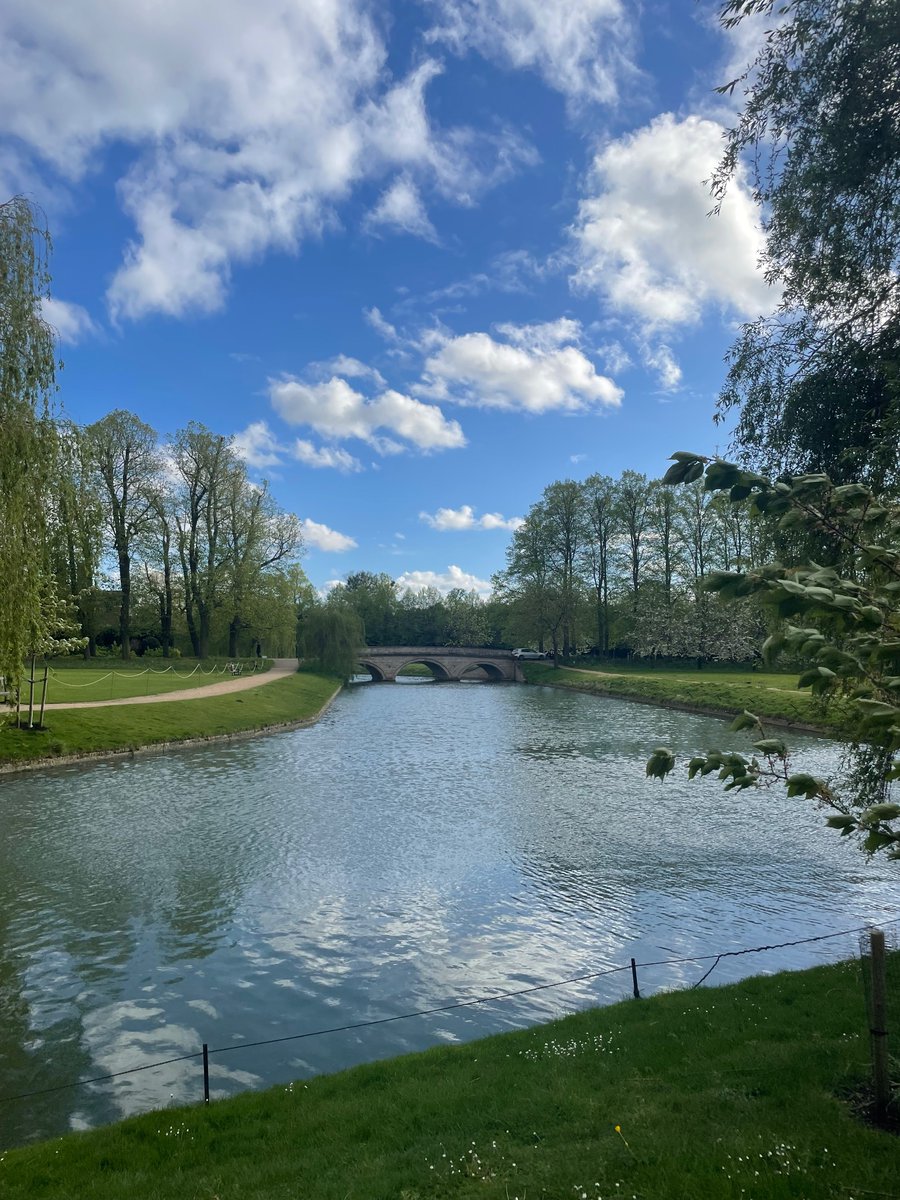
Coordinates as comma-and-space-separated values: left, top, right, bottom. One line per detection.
713, 0, 900, 484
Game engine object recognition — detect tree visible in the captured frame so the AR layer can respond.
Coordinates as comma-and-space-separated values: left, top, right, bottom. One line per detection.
712, 0, 900, 484
302, 603, 364, 681
579, 474, 619, 654
616, 471, 653, 610
342, 572, 398, 645
222, 472, 301, 657
51, 423, 104, 657
87, 410, 160, 659
0, 197, 67, 695
647, 453, 900, 859
171, 423, 234, 659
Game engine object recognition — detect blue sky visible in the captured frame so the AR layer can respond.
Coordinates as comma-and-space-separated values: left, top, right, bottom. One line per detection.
2, 0, 774, 595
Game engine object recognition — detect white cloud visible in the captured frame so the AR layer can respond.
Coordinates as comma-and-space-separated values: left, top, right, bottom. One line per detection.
429, 0, 635, 107
494, 316, 581, 352
39, 296, 99, 345
301, 519, 357, 553
292, 439, 363, 473
395, 564, 493, 598
314, 355, 386, 387
421, 320, 622, 413
420, 504, 523, 531
641, 342, 682, 391
270, 375, 466, 453
232, 421, 285, 470
365, 174, 438, 242
364, 306, 402, 343
0, 2, 535, 321
571, 112, 772, 329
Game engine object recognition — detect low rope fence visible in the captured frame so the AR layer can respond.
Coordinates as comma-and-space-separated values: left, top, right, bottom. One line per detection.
2, 917, 896, 1117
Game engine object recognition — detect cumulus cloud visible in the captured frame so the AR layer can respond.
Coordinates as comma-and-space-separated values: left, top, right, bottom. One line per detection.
365, 174, 438, 241
292, 440, 363, 473
232, 421, 285, 470
420, 504, 523, 531
641, 342, 682, 391
270, 375, 466, 453
429, 0, 636, 107
421, 319, 622, 413
0, 1, 535, 321
40, 296, 99, 345
571, 112, 772, 329
301, 519, 357, 553
314, 355, 386, 387
395, 564, 493, 597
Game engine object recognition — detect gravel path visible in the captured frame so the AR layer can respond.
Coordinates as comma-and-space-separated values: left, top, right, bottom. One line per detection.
42, 659, 300, 710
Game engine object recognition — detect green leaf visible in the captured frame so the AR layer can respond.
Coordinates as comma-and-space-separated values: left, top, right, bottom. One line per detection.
729, 709, 759, 732
753, 738, 787, 756
646, 748, 676, 779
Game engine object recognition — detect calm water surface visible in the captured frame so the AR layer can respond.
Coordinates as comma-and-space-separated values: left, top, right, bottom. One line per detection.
1, 681, 897, 1147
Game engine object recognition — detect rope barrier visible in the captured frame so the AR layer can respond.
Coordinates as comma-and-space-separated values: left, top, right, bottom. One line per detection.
2, 916, 894, 1107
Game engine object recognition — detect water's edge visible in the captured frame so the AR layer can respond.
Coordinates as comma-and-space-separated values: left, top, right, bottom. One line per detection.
528, 673, 836, 739
0, 683, 342, 777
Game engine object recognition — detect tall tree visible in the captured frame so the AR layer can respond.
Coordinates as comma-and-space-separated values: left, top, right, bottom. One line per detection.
713, 0, 900, 484
87, 410, 160, 659
52, 423, 104, 656
171, 423, 233, 659
222, 472, 301, 657
616, 470, 653, 611
0, 198, 63, 693
579, 474, 619, 654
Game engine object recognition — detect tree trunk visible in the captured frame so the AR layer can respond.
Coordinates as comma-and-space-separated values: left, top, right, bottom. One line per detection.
228, 616, 239, 658
119, 552, 131, 660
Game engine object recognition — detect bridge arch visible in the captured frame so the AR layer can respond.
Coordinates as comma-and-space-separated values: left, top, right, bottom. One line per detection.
395, 658, 454, 681
356, 659, 387, 682
459, 661, 505, 681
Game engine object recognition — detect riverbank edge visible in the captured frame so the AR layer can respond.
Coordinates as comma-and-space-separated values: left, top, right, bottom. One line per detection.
0, 680, 343, 776
4, 959, 897, 1199
523, 665, 839, 738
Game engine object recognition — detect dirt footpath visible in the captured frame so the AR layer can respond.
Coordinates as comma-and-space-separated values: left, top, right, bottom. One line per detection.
42, 658, 300, 710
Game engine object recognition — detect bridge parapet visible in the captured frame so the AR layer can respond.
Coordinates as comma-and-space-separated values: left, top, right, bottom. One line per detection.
355, 646, 522, 683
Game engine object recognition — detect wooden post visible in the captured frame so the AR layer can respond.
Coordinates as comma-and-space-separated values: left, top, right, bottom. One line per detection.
202, 1043, 210, 1104
37, 663, 48, 729
631, 957, 641, 1000
870, 928, 890, 1125
26, 654, 36, 728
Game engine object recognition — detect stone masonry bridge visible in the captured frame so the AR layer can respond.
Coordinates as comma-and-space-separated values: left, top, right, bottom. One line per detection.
356, 646, 524, 683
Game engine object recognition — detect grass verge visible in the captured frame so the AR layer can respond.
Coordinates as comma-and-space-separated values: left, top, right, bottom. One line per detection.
522, 662, 851, 735
0, 670, 340, 769
40, 660, 270, 704
1, 960, 895, 1198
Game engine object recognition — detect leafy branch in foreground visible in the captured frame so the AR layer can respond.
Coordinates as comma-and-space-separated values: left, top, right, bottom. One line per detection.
646, 453, 900, 858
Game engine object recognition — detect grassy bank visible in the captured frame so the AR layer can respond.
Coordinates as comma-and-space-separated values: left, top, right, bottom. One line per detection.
38, 659, 270, 704
0, 670, 340, 769
2, 960, 895, 1198
522, 661, 850, 735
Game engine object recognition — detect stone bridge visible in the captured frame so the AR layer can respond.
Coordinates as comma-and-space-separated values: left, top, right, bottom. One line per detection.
355, 646, 523, 683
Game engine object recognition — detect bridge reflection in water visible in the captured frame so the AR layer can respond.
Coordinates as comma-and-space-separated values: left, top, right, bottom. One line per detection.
353, 646, 523, 683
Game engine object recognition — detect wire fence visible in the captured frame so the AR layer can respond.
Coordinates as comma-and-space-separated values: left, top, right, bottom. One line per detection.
2, 916, 896, 1119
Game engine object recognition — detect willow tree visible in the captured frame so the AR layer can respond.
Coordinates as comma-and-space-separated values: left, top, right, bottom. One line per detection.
0, 198, 62, 695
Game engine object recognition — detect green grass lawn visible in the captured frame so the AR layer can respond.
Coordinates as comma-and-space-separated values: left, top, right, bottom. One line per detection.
523, 662, 851, 734
0, 670, 340, 767
1, 960, 895, 1199
36, 659, 269, 704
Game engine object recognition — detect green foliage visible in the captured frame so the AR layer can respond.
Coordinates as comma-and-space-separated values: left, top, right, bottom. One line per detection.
650, 453, 900, 857
712, 0, 900, 484
0, 197, 74, 694
301, 605, 364, 681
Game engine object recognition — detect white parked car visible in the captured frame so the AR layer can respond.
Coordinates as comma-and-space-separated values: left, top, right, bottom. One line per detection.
511, 648, 547, 659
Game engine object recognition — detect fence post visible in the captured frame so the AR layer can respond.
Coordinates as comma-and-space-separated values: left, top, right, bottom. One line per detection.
202, 1043, 210, 1104
631, 958, 641, 1000
869, 929, 889, 1125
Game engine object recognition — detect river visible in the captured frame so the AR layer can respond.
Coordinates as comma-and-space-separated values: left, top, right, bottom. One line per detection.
0, 680, 896, 1148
